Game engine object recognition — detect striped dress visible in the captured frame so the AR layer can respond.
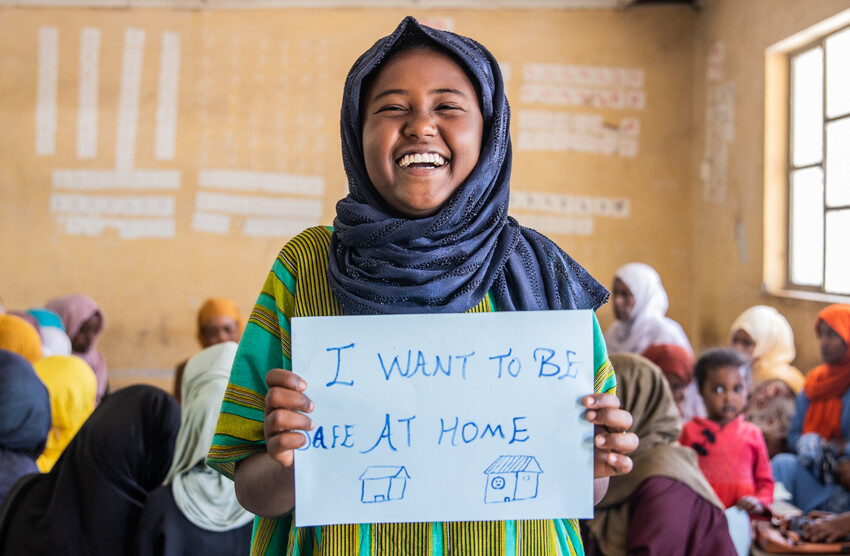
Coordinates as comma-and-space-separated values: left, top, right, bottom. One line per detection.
207, 226, 616, 556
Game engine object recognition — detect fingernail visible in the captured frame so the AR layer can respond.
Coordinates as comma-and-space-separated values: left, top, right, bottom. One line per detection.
308, 419, 315, 431
608, 453, 618, 465
596, 436, 606, 447
586, 396, 596, 407
586, 410, 597, 421
307, 401, 315, 412
299, 381, 307, 391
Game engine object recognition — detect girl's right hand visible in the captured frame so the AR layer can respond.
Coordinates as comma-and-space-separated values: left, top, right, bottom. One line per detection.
264, 369, 314, 467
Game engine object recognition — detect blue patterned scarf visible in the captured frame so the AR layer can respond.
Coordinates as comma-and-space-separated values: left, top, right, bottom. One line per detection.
328, 16, 608, 314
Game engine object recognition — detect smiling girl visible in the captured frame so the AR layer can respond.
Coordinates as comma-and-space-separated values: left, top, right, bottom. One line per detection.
207, 17, 638, 556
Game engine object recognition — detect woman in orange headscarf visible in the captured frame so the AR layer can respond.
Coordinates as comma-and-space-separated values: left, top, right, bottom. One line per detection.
0, 314, 43, 364
173, 298, 243, 404
772, 304, 850, 514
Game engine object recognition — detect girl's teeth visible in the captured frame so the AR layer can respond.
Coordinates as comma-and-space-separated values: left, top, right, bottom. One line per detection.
398, 153, 446, 168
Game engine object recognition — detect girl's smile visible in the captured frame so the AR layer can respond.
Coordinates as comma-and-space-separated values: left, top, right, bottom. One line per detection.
361, 47, 483, 218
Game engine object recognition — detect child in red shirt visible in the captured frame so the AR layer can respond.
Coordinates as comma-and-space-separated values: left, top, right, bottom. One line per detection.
680, 347, 774, 516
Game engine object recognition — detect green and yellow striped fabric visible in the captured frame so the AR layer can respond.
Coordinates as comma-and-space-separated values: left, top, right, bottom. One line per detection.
208, 226, 615, 556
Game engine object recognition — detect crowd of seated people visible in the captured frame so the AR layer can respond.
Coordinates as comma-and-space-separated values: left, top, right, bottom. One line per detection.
1, 277, 849, 554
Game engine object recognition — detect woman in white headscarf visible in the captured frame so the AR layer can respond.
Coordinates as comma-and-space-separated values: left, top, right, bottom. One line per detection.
134, 342, 253, 555
730, 305, 805, 457
604, 262, 692, 355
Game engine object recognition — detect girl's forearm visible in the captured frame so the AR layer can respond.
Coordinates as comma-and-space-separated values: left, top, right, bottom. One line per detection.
234, 451, 296, 518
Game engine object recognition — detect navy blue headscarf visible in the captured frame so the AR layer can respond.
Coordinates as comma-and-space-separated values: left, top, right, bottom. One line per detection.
328, 17, 608, 314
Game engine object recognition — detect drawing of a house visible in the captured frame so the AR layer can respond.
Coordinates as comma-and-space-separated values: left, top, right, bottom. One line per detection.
483, 455, 543, 504
359, 465, 410, 503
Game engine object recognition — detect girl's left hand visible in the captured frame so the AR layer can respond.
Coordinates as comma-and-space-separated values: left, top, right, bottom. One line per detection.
585, 393, 639, 478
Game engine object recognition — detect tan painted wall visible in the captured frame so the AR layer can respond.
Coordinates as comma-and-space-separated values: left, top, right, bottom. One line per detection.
690, 0, 850, 373
1, 5, 691, 392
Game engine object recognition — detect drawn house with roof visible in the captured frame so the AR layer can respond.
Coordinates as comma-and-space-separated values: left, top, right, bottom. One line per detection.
484, 455, 543, 503
359, 465, 410, 503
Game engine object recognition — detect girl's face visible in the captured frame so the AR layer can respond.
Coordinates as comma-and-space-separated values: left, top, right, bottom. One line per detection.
611, 278, 635, 321
700, 365, 746, 425
72, 313, 101, 353
730, 329, 756, 362
817, 319, 848, 364
361, 48, 483, 218
199, 315, 240, 348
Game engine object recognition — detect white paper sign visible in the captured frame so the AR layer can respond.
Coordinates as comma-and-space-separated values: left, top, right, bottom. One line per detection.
292, 310, 595, 527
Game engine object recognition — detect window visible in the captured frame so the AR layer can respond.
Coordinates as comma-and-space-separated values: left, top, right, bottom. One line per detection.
787, 26, 850, 296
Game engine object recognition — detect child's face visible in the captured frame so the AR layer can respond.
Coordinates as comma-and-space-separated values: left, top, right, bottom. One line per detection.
700, 365, 746, 425
361, 48, 483, 218
72, 313, 101, 353
730, 329, 756, 362
200, 315, 240, 348
817, 319, 848, 364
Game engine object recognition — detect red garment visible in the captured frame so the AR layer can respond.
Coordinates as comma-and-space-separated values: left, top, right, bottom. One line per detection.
679, 415, 774, 509
642, 343, 695, 383
803, 304, 850, 440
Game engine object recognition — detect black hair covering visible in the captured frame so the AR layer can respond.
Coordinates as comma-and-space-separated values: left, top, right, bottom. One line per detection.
328, 16, 608, 314
0, 384, 180, 555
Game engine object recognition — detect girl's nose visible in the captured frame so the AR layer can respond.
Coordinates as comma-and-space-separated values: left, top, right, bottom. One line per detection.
404, 111, 436, 138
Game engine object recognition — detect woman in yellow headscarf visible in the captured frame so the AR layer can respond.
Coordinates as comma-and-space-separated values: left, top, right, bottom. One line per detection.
729, 305, 805, 457
33, 355, 97, 472
0, 313, 43, 364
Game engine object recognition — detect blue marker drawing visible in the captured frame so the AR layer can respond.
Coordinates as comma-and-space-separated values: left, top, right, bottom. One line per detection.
483, 455, 543, 503
359, 465, 410, 503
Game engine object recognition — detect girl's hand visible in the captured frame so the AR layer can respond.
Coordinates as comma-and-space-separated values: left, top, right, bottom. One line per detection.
736, 495, 765, 516
264, 369, 314, 467
584, 393, 638, 478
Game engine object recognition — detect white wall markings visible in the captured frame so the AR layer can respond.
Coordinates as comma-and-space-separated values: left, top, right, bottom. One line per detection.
77, 28, 101, 159
42, 26, 182, 239
193, 169, 324, 236
509, 190, 630, 237
36, 27, 59, 156
115, 28, 145, 170
154, 32, 180, 161
517, 62, 645, 158
702, 80, 735, 204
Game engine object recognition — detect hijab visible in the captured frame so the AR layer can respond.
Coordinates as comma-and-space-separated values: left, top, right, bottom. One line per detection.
642, 343, 695, 384
196, 298, 243, 346
0, 314, 43, 364
0, 349, 51, 506
729, 305, 804, 393
33, 355, 97, 472
803, 304, 850, 440
604, 262, 691, 354
589, 352, 723, 556
327, 16, 608, 315
45, 294, 107, 404
0, 385, 180, 555
27, 308, 72, 357
166, 342, 252, 531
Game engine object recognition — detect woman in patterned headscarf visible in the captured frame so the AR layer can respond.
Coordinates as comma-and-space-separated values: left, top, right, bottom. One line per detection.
207, 17, 637, 556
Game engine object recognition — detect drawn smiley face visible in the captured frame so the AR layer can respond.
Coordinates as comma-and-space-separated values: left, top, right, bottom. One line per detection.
491, 476, 506, 489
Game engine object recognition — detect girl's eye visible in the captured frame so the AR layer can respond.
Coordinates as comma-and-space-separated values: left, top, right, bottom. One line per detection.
713, 386, 724, 394
437, 103, 462, 111
376, 105, 406, 113
734, 385, 744, 393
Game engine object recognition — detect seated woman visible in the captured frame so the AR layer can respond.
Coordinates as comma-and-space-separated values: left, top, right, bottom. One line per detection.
173, 297, 243, 404
0, 349, 50, 507
0, 385, 180, 555
642, 343, 697, 420
772, 304, 850, 514
135, 342, 253, 555
46, 294, 108, 405
0, 313, 43, 364
604, 263, 692, 355
33, 355, 97, 472
584, 352, 736, 556
729, 305, 805, 457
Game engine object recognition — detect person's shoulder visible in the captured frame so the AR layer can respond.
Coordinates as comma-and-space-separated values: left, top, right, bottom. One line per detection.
280, 226, 333, 254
